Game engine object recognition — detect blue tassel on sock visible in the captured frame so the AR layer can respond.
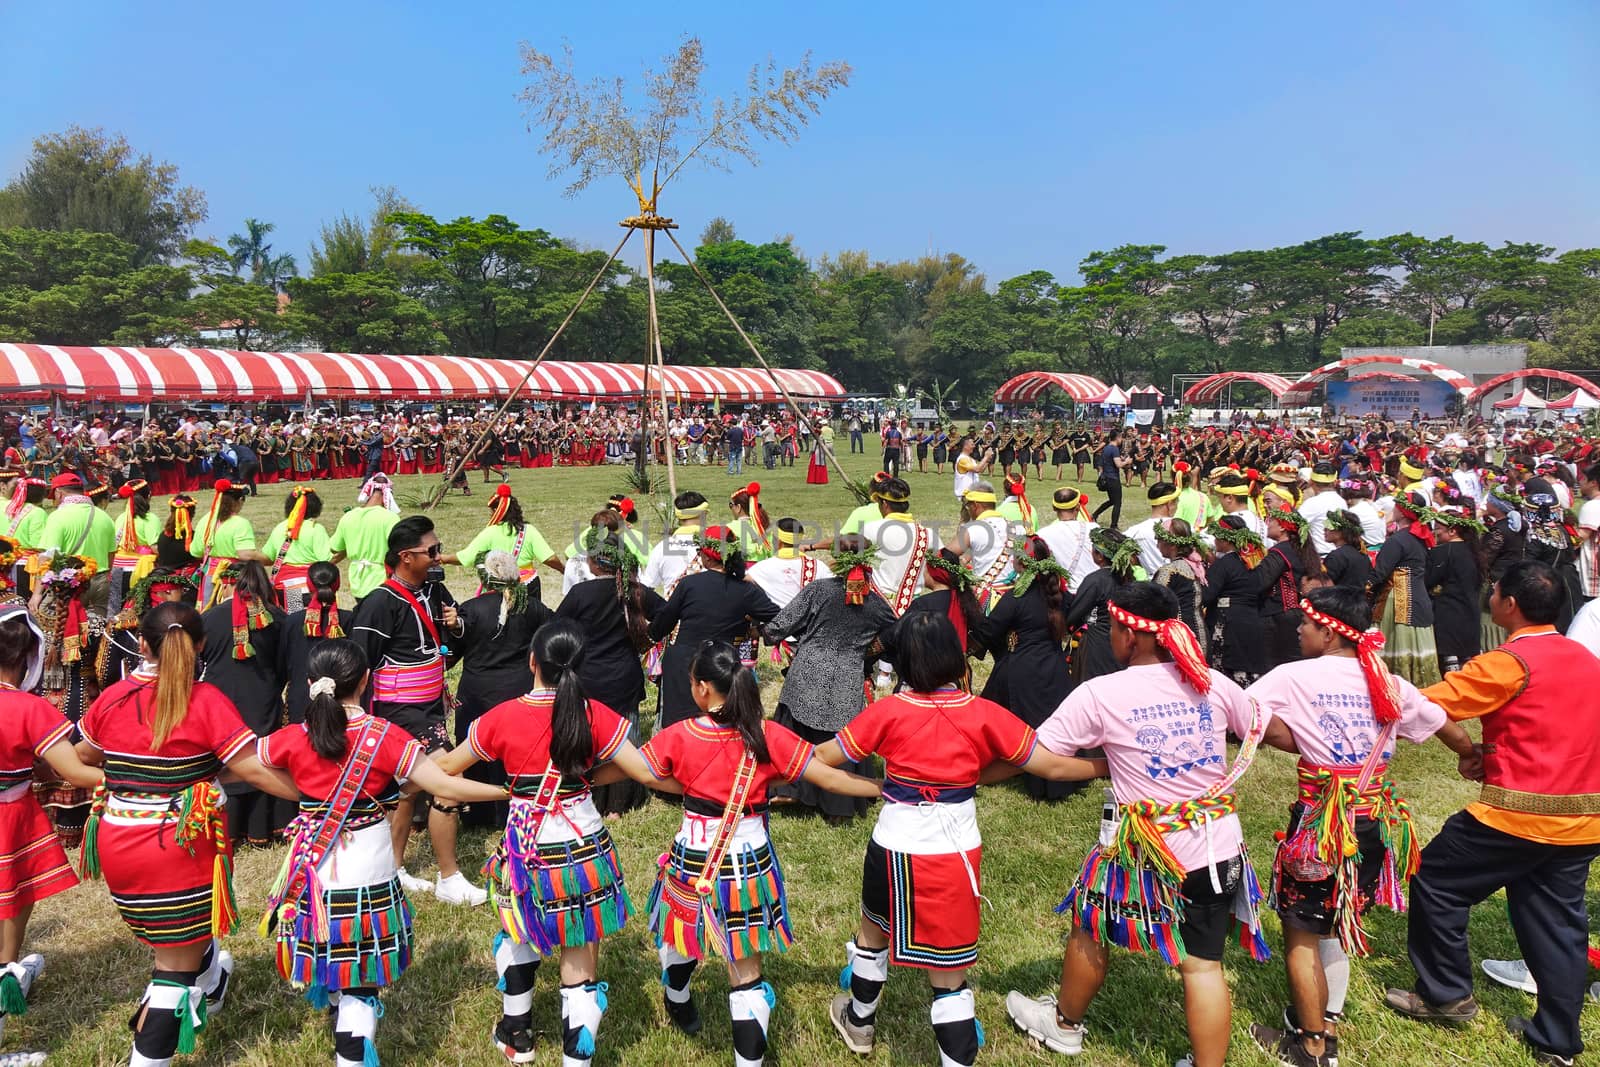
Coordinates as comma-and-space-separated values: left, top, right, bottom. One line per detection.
838, 963, 853, 990
759, 981, 776, 1010
591, 981, 609, 1013
975, 1018, 986, 1048
492, 931, 510, 992
574, 1027, 595, 1057
362, 1036, 380, 1067
303, 983, 331, 1010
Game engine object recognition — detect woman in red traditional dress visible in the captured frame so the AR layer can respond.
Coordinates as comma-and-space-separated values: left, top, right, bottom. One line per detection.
0, 602, 102, 1052
77, 602, 299, 1067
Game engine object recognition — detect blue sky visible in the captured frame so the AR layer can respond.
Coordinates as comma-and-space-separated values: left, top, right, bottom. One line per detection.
3, 1, 1596, 284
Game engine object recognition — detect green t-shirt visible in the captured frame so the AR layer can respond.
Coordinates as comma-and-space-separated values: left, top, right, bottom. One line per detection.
264, 519, 333, 566
40, 502, 117, 570
730, 515, 770, 562
113, 511, 164, 550
9, 504, 47, 550
206, 514, 257, 561
839, 502, 880, 537
997, 499, 1035, 534
459, 522, 555, 571
330, 507, 400, 599
1174, 488, 1211, 531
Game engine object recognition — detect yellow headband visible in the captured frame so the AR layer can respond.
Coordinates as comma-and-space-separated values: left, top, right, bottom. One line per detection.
878, 491, 910, 504
674, 503, 710, 520
1149, 489, 1180, 506
1399, 459, 1425, 480
1310, 471, 1337, 484
1214, 484, 1251, 497
1053, 493, 1083, 509
964, 490, 997, 505
775, 528, 797, 544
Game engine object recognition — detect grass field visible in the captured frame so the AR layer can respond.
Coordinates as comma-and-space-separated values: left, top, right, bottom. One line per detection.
14, 448, 1594, 1065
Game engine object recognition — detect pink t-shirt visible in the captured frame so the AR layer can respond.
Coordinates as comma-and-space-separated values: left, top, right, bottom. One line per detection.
1037, 663, 1258, 873
1246, 655, 1445, 768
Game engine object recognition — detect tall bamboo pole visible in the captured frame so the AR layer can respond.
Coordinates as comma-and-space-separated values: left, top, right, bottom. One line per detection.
641, 226, 678, 502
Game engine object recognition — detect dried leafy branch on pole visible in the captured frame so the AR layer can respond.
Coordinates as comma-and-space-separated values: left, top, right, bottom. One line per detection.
415, 36, 868, 508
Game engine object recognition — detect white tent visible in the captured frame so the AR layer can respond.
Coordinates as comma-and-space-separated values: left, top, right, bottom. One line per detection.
1493, 387, 1547, 410
1097, 384, 1131, 406
1547, 389, 1600, 410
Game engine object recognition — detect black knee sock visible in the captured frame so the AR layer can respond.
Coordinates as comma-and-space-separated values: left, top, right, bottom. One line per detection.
131, 968, 200, 1062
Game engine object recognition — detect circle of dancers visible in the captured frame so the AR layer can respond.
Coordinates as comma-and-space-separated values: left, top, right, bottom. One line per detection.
1, 411, 1599, 1067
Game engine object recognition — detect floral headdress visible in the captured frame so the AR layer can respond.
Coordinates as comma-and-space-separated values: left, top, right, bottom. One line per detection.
922, 547, 978, 592
1431, 506, 1486, 534
1153, 520, 1201, 552
30, 553, 97, 666
1268, 504, 1310, 545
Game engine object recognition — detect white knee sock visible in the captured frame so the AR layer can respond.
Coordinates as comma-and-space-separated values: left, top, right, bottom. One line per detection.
1319, 937, 1350, 1017
129, 976, 206, 1067
196, 941, 231, 1009
560, 982, 608, 1067
493, 932, 539, 1028
729, 980, 775, 1067
334, 993, 382, 1067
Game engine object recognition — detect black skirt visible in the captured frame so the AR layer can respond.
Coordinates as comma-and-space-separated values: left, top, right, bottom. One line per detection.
769, 704, 872, 819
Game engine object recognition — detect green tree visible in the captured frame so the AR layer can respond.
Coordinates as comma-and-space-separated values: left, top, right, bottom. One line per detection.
226, 218, 298, 290
284, 272, 445, 354
699, 216, 737, 246
1056, 245, 1168, 385
178, 239, 294, 350
309, 186, 417, 276
0, 228, 191, 344
0, 127, 206, 264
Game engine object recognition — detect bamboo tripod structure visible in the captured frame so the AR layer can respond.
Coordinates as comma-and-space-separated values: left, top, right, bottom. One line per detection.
426, 205, 865, 512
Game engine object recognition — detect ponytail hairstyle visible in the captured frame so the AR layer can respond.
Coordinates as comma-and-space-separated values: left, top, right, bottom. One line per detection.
533, 620, 595, 777
304, 639, 368, 762
1015, 534, 1068, 642
140, 602, 203, 748
730, 482, 770, 538
690, 640, 770, 764
305, 560, 344, 638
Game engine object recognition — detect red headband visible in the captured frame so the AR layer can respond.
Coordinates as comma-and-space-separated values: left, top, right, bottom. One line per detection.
1107, 602, 1211, 694
1300, 598, 1401, 723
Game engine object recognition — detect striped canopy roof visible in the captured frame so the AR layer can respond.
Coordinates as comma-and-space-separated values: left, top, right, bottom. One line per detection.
1181, 371, 1295, 404
0, 344, 843, 402
993, 371, 1111, 404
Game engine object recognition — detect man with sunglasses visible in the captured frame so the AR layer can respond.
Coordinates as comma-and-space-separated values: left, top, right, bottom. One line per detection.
351, 516, 487, 905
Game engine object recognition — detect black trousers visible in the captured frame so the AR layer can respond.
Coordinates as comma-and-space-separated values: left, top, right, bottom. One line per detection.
1091, 477, 1123, 528
883, 447, 901, 478
1407, 810, 1599, 1059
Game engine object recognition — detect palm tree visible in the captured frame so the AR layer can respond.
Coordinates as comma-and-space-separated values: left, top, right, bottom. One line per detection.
226, 218, 274, 278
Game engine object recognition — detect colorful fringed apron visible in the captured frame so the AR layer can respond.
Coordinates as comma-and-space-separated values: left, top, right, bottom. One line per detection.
484, 760, 632, 955
1271, 721, 1416, 956
1057, 701, 1272, 965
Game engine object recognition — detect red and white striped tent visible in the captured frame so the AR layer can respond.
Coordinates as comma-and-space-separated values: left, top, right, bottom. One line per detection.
1493, 388, 1548, 410
0, 344, 843, 402
993, 371, 1110, 404
1548, 389, 1600, 411
1181, 371, 1295, 405
1128, 384, 1165, 400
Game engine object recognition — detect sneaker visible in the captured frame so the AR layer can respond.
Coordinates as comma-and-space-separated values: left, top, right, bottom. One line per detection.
1481, 958, 1538, 994
1382, 988, 1479, 1023
829, 992, 876, 1054
436, 872, 488, 906
396, 869, 433, 896
204, 948, 233, 1012
492, 1019, 536, 1064
1590, 982, 1599, 1004
1507, 1016, 1576, 1067
1283, 1005, 1339, 1067
1004, 991, 1085, 1055
1250, 1022, 1330, 1067
664, 991, 701, 1035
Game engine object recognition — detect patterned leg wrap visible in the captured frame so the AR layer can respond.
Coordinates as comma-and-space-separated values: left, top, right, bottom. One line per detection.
334, 988, 382, 1067
493, 932, 540, 1029
840, 941, 887, 1027
930, 984, 983, 1067
128, 968, 203, 1067
560, 981, 608, 1067
729, 979, 775, 1067
658, 944, 698, 1004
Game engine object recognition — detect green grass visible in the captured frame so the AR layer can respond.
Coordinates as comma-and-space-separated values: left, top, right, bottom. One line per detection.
17, 450, 1597, 1064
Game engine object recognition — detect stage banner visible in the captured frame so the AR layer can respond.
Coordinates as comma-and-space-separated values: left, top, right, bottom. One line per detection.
1326, 379, 1456, 418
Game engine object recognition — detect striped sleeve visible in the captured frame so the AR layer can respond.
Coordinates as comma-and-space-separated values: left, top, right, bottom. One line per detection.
31, 713, 74, 758
256, 733, 280, 769
639, 731, 673, 782
393, 738, 425, 783
217, 727, 257, 764
764, 722, 815, 783
466, 716, 495, 763
590, 702, 631, 762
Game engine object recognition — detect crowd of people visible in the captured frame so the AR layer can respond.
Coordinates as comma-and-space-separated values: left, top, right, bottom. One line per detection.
0, 405, 1597, 1067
